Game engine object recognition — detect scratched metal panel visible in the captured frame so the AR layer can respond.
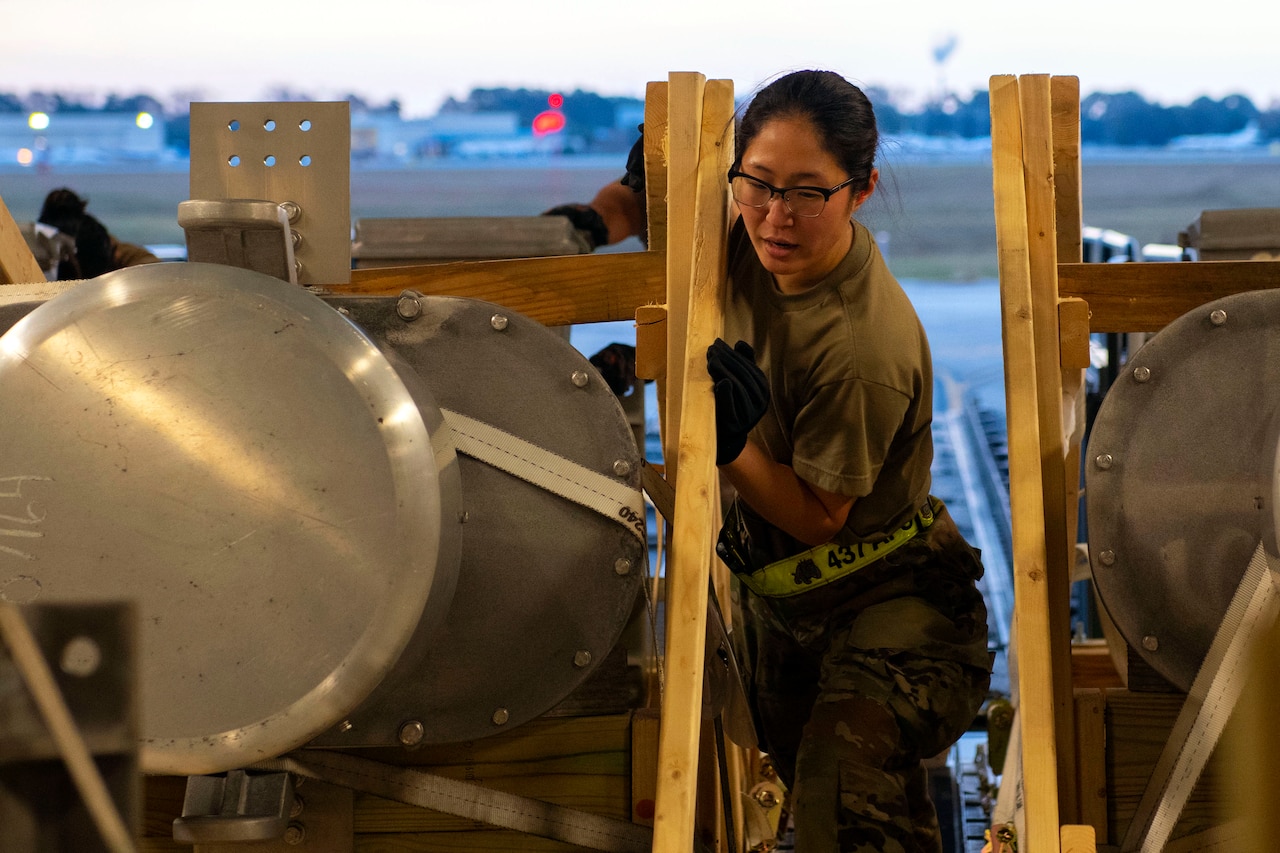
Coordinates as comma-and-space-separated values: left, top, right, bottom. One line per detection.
1086, 288, 1280, 692
190, 102, 350, 286
0, 263, 459, 775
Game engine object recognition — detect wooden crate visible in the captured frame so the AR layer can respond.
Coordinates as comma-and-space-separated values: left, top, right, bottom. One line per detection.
142, 711, 653, 852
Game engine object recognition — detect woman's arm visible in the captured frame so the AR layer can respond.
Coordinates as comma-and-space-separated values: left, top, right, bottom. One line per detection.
720, 441, 854, 546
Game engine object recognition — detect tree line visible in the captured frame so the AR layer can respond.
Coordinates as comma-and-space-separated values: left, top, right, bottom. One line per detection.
5, 86, 1278, 150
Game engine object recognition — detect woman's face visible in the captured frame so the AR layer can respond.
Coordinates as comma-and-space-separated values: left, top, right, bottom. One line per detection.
735, 115, 875, 294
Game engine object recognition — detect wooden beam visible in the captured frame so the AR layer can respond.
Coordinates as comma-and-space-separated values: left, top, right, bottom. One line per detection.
1060, 824, 1096, 853
660, 73, 704, 486
1021, 74, 1078, 825
644, 81, 670, 257
329, 252, 666, 326
1057, 260, 1280, 332
1051, 77, 1083, 265
990, 73, 1062, 852
1058, 298, 1091, 370
651, 74, 733, 853
1073, 689, 1108, 841
0, 193, 45, 285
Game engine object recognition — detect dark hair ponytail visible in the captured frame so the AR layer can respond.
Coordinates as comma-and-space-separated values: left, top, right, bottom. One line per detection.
736, 70, 879, 195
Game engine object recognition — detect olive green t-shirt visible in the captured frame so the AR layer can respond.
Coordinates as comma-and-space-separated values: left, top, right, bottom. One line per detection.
722, 218, 934, 559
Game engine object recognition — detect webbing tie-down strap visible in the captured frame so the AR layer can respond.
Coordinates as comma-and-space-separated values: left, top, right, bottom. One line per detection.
1122, 541, 1280, 853
441, 408, 646, 544
260, 750, 653, 853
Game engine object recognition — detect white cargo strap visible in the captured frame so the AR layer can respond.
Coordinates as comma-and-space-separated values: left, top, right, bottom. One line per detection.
261, 750, 653, 853
1122, 541, 1280, 853
441, 408, 645, 543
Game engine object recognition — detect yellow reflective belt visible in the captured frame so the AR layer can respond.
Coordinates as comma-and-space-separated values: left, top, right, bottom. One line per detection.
737, 500, 936, 598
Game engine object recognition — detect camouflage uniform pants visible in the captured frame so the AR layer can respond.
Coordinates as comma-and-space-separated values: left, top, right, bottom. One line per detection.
737, 502, 991, 852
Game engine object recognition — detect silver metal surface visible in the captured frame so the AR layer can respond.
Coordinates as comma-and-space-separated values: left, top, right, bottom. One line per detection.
189, 102, 350, 285
1086, 288, 1280, 691
0, 263, 460, 774
312, 294, 646, 745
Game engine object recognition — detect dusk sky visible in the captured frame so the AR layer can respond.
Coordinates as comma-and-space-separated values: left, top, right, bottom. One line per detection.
5, 0, 1276, 117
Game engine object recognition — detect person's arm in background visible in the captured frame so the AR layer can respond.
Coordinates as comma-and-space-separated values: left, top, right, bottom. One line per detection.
111, 237, 160, 268
544, 128, 648, 250
585, 180, 646, 245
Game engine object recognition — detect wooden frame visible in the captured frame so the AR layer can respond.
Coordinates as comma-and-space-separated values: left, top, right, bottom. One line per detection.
990, 72, 1280, 853
0, 72, 744, 853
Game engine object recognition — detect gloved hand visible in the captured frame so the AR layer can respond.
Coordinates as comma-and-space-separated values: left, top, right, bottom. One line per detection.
542, 203, 609, 251
589, 342, 638, 397
706, 338, 769, 466
619, 124, 645, 193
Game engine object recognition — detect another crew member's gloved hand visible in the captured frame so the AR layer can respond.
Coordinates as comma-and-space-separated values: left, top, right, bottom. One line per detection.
589, 342, 638, 397
619, 125, 645, 193
542, 203, 609, 251
706, 338, 769, 466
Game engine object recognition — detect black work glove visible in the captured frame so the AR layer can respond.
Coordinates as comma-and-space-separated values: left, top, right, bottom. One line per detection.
542, 203, 608, 251
706, 338, 769, 466
619, 124, 645, 193
589, 342, 638, 397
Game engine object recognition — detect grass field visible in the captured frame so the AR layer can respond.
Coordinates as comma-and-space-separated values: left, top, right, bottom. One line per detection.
4, 152, 1280, 281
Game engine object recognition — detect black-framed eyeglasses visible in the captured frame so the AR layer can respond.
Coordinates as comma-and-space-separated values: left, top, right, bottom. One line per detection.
727, 168, 858, 218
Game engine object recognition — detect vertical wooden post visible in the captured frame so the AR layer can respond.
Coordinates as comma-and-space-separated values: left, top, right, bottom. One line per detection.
1019, 74, 1078, 824
989, 73, 1062, 852
0, 194, 46, 285
660, 73, 704, 487
651, 73, 734, 853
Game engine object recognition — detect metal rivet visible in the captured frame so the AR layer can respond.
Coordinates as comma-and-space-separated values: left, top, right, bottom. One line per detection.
754, 789, 778, 808
1210, 308, 1228, 326
337, 307, 350, 316
492, 708, 509, 726
1142, 635, 1159, 651
613, 459, 632, 477
490, 314, 509, 331
1133, 366, 1151, 383
1099, 550, 1116, 566
60, 636, 101, 678
397, 293, 422, 321
293, 259, 303, 280
1095, 453, 1113, 470
398, 720, 425, 747
283, 823, 306, 845
571, 370, 590, 388
573, 650, 592, 668
614, 557, 632, 576
280, 201, 302, 223
336, 719, 353, 733
290, 795, 304, 818
290, 230, 302, 250
458, 510, 470, 524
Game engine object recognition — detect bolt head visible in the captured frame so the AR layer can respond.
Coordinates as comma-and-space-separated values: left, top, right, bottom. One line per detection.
1210, 308, 1228, 326
490, 314, 509, 331
1099, 550, 1116, 566
613, 459, 632, 477
1095, 453, 1114, 470
572, 370, 590, 388
573, 650, 592, 668
283, 823, 306, 845
396, 295, 422, 320
1133, 366, 1151, 383
398, 720, 425, 746
614, 557, 632, 576
492, 708, 510, 726
1143, 635, 1159, 651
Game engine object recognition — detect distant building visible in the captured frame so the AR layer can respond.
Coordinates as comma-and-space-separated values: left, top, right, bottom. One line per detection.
0, 112, 168, 167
